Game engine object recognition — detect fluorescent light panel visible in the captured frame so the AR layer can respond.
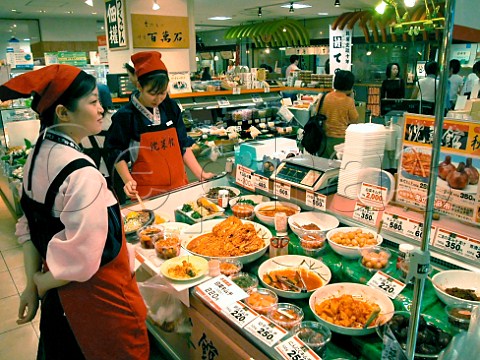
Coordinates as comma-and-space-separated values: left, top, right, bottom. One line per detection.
280, 3, 312, 9
208, 16, 232, 20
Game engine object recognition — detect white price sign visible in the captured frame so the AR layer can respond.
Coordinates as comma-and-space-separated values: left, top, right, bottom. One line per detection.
245, 315, 288, 347
196, 275, 248, 311
462, 237, 480, 262
367, 271, 406, 299
253, 174, 270, 192
404, 219, 436, 244
353, 202, 378, 226
359, 182, 388, 208
275, 181, 291, 199
236, 164, 255, 191
222, 301, 258, 328
382, 212, 407, 236
433, 229, 468, 258
233, 87, 241, 95
264, 86, 270, 93
305, 191, 327, 212
275, 335, 322, 360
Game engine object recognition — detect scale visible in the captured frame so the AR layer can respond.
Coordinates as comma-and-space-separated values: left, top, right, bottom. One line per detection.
271, 155, 341, 193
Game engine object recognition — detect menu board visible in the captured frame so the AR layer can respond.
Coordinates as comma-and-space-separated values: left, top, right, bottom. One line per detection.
396, 114, 480, 225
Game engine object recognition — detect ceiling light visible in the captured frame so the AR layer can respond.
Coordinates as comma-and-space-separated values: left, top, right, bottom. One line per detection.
334, 0, 341, 7
258, 7, 262, 17
85, 0, 93, 6
404, 0, 416, 7
318, 12, 329, 16
208, 16, 232, 20
214, 55, 219, 61
366, 51, 372, 56
281, 3, 312, 9
11, 9, 17, 12
289, 2, 294, 13
152, 0, 160, 10
283, 27, 287, 32
375, 1, 387, 14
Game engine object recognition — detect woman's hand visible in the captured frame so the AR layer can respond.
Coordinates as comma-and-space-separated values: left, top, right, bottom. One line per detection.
124, 179, 138, 198
200, 172, 215, 181
17, 285, 39, 324
33, 271, 48, 299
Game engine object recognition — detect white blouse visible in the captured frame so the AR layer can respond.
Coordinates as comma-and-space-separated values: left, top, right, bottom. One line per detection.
15, 134, 118, 282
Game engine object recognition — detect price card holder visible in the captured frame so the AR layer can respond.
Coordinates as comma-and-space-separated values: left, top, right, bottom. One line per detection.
222, 301, 259, 328
275, 181, 291, 199
236, 164, 255, 191
404, 219, 436, 244
274, 335, 322, 360
359, 182, 388, 209
305, 191, 327, 212
463, 237, 480, 262
196, 275, 248, 312
232, 87, 241, 95
367, 271, 406, 299
244, 315, 288, 348
264, 86, 271, 93
382, 212, 407, 237
433, 229, 470, 260
253, 174, 270, 192
353, 202, 379, 226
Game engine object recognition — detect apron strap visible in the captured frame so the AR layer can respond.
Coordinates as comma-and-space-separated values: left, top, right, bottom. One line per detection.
44, 159, 95, 210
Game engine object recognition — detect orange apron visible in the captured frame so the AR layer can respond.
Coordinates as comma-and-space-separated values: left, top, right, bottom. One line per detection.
131, 126, 188, 198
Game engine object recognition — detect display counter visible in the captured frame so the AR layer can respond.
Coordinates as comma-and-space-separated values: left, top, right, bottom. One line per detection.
129, 171, 475, 360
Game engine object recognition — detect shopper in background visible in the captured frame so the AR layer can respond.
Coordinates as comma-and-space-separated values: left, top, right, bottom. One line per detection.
320, 69, 359, 158
0, 64, 149, 359
448, 59, 464, 109
259, 63, 274, 73
105, 51, 215, 199
380, 62, 405, 99
201, 66, 212, 81
461, 60, 480, 98
412, 61, 450, 115
226, 59, 235, 74
285, 55, 300, 78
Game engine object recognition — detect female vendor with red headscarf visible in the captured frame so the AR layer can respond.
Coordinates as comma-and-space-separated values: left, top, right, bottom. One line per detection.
105, 51, 215, 199
0, 65, 149, 359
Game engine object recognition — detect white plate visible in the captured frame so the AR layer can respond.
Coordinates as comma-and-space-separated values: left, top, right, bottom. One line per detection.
176, 203, 225, 223
160, 255, 208, 282
229, 195, 270, 207
180, 218, 271, 264
258, 255, 332, 299
288, 212, 339, 237
309, 282, 394, 336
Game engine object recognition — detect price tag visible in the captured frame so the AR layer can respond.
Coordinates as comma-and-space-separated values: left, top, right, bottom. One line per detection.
403, 219, 436, 245
382, 212, 407, 237
433, 228, 468, 257
305, 191, 327, 212
217, 97, 230, 106
367, 271, 406, 299
252, 94, 263, 103
244, 315, 288, 347
264, 86, 270, 93
232, 87, 241, 95
462, 237, 480, 262
275, 181, 291, 199
359, 182, 388, 209
275, 335, 322, 360
222, 301, 258, 328
353, 202, 378, 226
236, 164, 255, 191
196, 275, 248, 312
253, 174, 270, 192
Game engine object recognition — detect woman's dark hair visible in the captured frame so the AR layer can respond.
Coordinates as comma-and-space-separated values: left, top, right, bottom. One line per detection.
289, 55, 299, 64
473, 60, 480, 73
40, 73, 97, 126
333, 70, 355, 91
386, 63, 400, 78
425, 61, 439, 76
138, 71, 169, 93
449, 59, 461, 74
124, 63, 135, 76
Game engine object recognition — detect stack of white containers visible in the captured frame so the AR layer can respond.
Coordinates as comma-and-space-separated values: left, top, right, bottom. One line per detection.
337, 123, 387, 199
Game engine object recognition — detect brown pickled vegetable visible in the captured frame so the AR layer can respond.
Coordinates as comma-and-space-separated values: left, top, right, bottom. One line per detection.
445, 287, 480, 301
438, 156, 456, 180
446, 162, 469, 190
464, 158, 479, 185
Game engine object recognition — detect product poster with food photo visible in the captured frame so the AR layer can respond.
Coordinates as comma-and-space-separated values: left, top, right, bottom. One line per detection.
396, 114, 480, 225
168, 72, 192, 94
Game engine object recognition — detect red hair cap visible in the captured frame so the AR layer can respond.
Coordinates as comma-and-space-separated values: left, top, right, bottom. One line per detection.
0, 64, 83, 115
131, 51, 168, 78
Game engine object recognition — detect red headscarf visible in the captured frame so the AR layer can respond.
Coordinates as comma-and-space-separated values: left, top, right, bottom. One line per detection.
131, 51, 168, 78
0, 64, 84, 116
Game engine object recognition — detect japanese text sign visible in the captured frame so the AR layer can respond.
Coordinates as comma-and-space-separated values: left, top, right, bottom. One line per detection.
105, 0, 128, 50
131, 14, 189, 49
329, 25, 352, 73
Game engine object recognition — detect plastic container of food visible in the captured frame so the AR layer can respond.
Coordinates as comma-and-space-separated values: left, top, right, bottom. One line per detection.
244, 288, 278, 315
231, 203, 255, 220
267, 303, 304, 330
218, 258, 243, 277
155, 237, 181, 259
359, 246, 391, 271
445, 304, 473, 331
137, 225, 164, 249
300, 230, 326, 257
293, 321, 332, 356
230, 272, 258, 293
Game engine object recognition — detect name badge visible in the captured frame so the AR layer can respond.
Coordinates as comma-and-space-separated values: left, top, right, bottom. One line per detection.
166, 120, 173, 126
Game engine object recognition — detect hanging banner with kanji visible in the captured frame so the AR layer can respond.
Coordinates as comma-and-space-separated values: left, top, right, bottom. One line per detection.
131, 14, 189, 49
329, 25, 352, 73
105, 0, 128, 50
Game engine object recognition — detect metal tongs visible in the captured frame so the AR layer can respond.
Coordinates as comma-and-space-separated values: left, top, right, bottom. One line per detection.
277, 276, 308, 293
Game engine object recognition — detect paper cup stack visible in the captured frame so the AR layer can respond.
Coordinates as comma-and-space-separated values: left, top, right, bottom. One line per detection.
337, 123, 387, 199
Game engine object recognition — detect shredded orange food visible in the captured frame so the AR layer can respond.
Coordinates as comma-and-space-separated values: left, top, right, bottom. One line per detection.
314, 294, 379, 328
186, 216, 265, 257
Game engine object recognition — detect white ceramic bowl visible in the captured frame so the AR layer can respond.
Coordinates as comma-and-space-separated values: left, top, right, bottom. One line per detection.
254, 201, 301, 226
431, 270, 480, 306
326, 227, 383, 259
309, 283, 394, 336
180, 219, 271, 264
258, 255, 332, 299
288, 212, 340, 238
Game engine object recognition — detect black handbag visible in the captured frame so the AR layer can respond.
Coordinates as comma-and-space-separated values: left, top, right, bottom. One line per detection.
301, 93, 327, 156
